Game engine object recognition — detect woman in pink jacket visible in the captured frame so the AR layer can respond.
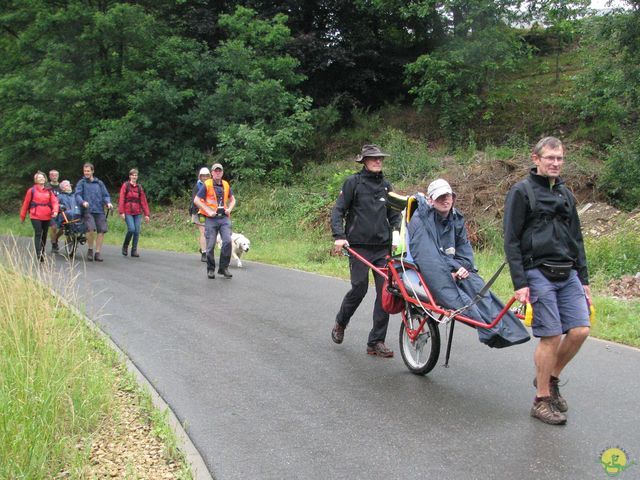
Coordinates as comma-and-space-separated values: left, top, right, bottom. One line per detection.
20, 171, 60, 261
118, 168, 150, 258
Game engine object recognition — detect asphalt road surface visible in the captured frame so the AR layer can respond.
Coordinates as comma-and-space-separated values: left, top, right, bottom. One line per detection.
8, 241, 640, 479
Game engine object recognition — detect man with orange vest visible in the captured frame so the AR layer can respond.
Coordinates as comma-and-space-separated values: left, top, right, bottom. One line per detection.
193, 163, 236, 279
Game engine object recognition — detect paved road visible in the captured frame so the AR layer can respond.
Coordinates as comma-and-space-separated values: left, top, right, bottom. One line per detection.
11, 241, 640, 479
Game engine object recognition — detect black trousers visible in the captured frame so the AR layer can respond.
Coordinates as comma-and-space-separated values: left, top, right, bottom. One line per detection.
31, 219, 49, 259
335, 246, 389, 346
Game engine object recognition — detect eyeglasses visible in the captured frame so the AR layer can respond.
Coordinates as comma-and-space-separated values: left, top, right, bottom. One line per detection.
539, 155, 564, 163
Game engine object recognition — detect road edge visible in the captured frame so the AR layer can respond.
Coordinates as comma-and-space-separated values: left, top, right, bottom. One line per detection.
53, 288, 215, 480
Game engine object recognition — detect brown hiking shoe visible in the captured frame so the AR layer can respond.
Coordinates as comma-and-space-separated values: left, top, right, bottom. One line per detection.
534, 377, 568, 412
331, 323, 345, 344
367, 342, 394, 358
530, 397, 567, 425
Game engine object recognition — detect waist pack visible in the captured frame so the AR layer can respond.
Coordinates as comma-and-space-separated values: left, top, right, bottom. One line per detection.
538, 262, 573, 282
381, 278, 404, 314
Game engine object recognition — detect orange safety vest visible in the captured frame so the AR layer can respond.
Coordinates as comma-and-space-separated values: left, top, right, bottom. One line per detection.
199, 179, 231, 216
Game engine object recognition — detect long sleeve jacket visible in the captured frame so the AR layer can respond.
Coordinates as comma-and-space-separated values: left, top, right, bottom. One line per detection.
75, 177, 111, 214
118, 182, 150, 216
20, 185, 59, 221
503, 168, 588, 290
331, 168, 401, 248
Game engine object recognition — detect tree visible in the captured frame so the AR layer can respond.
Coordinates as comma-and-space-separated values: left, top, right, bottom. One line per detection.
526, 0, 590, 81
205, 6, 313, 182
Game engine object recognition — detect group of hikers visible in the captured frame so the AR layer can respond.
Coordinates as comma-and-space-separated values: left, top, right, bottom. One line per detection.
331, 137, 591, 426
20, 163, 150, 262
19, 161, 236, 278
20, 136, 590, 426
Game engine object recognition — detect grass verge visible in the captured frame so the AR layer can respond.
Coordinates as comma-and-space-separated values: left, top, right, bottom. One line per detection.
0, 238, 192, 479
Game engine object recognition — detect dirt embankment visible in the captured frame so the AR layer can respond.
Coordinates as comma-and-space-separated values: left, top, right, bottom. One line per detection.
412, 154, 640, 299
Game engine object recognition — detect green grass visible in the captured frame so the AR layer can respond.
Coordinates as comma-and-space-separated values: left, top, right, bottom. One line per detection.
0, 240, 192, 479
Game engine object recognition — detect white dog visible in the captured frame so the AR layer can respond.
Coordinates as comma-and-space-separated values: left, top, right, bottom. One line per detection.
216, 232, 251, 267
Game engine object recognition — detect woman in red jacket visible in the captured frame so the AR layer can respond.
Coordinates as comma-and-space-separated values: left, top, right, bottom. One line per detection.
20, 171, 60, 261
118, 168, 150, 258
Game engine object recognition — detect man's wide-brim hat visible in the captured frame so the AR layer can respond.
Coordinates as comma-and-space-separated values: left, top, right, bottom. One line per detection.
355, 144, 390, 163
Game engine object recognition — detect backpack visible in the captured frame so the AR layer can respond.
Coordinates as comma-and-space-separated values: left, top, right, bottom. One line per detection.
29, 186, 53, 210
522, 177, 575, 217
124, 181, 144, 203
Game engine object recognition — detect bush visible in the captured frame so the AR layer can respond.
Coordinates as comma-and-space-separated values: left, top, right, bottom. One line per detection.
586, 232, 640, 279
598, 135, 640, 211
379, 129, 439, 187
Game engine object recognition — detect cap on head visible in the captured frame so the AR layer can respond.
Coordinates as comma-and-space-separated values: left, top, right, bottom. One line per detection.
355, 144, 390, 163
211, 163, 223, 171
427, 178, 453, 200
199, 167, 210, 176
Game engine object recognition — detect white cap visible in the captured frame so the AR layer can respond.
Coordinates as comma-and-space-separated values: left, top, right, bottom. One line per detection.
427, 178, 453, 200
199, 167, 210, 176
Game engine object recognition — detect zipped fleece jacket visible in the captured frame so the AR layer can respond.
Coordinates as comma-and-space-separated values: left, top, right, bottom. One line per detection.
331, 168, 401, 248
75, 176, 111, 214
503, 168, 588, 290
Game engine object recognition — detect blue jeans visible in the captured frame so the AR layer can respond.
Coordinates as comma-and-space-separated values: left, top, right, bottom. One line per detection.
123, 214, 142, 250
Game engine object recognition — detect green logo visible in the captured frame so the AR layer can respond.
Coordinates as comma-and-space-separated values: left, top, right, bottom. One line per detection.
599, 447, 637, 477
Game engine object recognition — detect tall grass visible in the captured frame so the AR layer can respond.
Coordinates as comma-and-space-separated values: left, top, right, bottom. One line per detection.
0, 239, 115, 478
0, 238, 193, 478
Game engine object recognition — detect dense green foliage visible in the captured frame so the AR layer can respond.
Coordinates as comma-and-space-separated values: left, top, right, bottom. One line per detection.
1, 1, 639, 208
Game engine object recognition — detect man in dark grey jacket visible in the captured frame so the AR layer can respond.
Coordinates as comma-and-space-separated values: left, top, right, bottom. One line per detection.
330, 144, 401, 357
504, 136, 591, 426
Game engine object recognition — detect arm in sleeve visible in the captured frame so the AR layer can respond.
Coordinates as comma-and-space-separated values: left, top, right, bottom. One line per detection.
453, 217, 476, 271
385, 183, 402, 231
51, 191, 59, 216
569, 196, 589, 285
140, 187, 150, 217
20, 188, 32, 221
503, 187, 529, 290
118, 183, 126, 214
75, 180, 85, 205
330, 177, 355, 240
100, 181, 111, 206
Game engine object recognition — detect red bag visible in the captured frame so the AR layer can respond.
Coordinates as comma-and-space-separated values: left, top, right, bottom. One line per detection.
381, 278, 404, 314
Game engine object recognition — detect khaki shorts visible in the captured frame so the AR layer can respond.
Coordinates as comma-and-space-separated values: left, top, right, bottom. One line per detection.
191, 213, 205, 226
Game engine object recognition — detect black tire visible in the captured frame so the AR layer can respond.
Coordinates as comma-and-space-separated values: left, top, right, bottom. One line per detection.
399, 306, 441, 375
63, 233, 77, 258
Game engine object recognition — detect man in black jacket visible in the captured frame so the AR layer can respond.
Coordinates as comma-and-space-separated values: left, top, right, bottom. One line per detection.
504, 136, 591, 425
331, 144, 402, 357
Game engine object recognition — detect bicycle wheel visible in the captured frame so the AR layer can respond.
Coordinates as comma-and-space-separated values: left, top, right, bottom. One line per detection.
63, 233, 77, 258
399, 306, 441, 375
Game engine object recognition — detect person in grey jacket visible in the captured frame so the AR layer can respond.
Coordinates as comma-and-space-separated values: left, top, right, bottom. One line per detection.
503, 136, 591, 426
330, 144, 401, 358
407, 179, 529, 349
75, 162, 112, 262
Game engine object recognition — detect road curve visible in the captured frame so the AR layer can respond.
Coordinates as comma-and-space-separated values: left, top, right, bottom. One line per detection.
13, 242, 640, 479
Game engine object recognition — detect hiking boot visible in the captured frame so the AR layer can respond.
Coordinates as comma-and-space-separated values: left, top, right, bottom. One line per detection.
94, 252, 103, 262
122, 245, 128, 256
207, 269, 216, 279
130, 250, 139, 258
86, 249, 94, 262
530, 397, 567, 425
331, 323, 345, 344
534, 377, 568, 412
218, 268, 233, 279
51, 242, 59, 253
201, 251, 207, 262
367, 342, 394, 358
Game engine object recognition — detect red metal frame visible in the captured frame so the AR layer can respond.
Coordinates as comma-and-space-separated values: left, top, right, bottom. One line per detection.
345, 246, 522, 339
